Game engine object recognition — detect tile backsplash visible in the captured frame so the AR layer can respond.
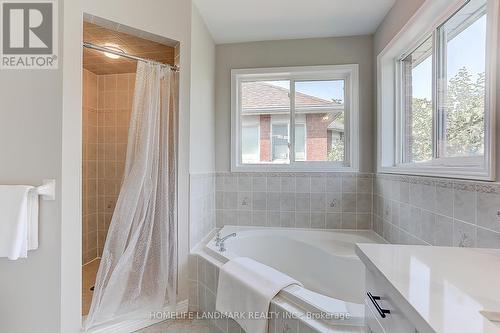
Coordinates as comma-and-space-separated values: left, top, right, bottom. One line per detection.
374, 174, 500, 248
215, 172, 373, 230
189, 171, 500, 250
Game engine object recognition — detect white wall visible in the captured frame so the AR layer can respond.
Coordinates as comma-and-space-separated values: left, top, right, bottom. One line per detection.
373, 0, 425, 55
214, 36, 374, 172
0, 0, 193, 332
61, 0, 83, 331
190, 4, 216, 174
189, 5, 217, 250
0, 1, 64, 332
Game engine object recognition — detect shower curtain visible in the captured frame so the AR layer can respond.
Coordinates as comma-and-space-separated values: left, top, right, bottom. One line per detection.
85, 62, 178, 329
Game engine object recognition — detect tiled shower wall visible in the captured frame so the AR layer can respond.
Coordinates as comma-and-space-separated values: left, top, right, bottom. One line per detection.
373, 174, 500, 248
215, 172, 373, 230
190, 173, 216, 249
96, 73, 135, 255
82, 71, 135, 263
83, 69, 98, 264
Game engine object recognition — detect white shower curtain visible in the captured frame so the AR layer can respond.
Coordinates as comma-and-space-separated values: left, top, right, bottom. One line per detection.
85, 62, 178, 329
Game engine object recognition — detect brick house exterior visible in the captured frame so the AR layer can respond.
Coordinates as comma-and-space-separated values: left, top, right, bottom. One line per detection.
259, 115, 271, 162
242, 82, 344, 162
306, 113, 331, 160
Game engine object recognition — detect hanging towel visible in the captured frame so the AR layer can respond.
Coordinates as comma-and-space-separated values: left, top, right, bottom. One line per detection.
216, 257, 302, 333
0, 185, 39, 260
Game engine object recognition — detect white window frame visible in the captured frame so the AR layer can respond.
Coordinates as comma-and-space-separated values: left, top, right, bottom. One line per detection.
231, 65, 359, 172
377, 0, 498, 180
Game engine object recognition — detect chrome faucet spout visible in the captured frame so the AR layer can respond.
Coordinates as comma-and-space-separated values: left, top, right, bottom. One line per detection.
217, 232, 237, 252
220, 232, 236, 243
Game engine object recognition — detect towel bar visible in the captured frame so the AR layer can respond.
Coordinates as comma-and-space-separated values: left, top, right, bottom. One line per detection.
36, 179, 55, 201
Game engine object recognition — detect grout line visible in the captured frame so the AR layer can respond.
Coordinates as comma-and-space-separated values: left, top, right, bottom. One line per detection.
474, 190, 478, 244
82, 256, 101, 267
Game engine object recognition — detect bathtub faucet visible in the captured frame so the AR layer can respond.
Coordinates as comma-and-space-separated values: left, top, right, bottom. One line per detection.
216, 232, 236, 252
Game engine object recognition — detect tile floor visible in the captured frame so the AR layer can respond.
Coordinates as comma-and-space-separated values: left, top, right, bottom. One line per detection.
135, 318, 215, 333
83, 260, 215, 332
82, 258, 100, 315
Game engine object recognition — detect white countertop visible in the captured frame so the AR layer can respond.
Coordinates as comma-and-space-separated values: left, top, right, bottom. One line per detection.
356, 244, 500, 333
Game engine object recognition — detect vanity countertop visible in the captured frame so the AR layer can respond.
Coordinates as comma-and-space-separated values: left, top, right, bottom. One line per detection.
356, 244, 500, 333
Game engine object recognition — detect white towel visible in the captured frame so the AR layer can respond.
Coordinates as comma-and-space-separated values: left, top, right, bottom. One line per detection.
0, 185, 39, 260
216, 257, 302, 333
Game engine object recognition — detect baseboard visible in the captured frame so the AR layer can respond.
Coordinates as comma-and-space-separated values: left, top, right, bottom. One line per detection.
85, 299, 188, 333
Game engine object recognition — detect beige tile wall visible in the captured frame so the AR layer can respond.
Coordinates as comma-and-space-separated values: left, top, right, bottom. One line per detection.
96, 73, 135, 255
82, 70, 135, 264
83, 69, 98, 264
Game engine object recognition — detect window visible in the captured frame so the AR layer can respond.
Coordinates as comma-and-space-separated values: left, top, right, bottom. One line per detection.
232, 65, 359, 172
437, 2, 487, 159
378, 0, 497, 180
329, 124, 345, 162
295, 80, 346, 163
401, 36, 434, 163
241, 124, 259, 163
271, 123, 289, 162
240, 80, 290, 165
295, 124, 306, 161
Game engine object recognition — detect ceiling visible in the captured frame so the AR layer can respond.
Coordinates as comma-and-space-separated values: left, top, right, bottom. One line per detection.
193, 0, 396, 44
83, 21, 175, 75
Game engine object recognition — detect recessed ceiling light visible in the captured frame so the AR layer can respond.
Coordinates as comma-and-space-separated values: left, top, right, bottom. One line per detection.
102, 43, 124, 59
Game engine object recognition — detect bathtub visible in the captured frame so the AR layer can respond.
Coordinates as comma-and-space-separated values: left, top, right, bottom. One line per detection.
197, 226, 385, 328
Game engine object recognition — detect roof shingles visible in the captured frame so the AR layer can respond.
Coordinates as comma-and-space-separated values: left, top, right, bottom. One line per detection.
241, 82, 337, 110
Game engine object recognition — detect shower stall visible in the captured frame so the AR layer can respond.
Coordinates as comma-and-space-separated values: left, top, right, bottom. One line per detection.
81, 16, 180, 330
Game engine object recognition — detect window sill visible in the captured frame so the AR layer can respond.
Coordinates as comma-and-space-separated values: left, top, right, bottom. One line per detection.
378, 165, 495, 181
231, 163, 358, 173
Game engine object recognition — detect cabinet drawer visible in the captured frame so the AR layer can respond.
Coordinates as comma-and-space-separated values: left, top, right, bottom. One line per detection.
365, 268, 416, 333
365, 300, 386, 333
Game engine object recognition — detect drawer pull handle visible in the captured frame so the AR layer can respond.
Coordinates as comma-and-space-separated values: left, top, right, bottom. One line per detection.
367, 292, 391, 318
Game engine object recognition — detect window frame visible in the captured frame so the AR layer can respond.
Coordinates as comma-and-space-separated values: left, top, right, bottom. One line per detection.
396, 34, 435, 165
377, 0, 498, 180
231, 65, 359, 172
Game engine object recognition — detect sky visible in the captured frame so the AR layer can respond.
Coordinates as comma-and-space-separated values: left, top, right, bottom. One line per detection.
412, 14, 486, 99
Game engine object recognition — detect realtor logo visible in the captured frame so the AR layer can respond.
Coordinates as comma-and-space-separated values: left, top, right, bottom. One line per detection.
1, 1, 58, 69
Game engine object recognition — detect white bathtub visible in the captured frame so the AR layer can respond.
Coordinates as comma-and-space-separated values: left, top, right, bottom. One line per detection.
199, 226, 385, 327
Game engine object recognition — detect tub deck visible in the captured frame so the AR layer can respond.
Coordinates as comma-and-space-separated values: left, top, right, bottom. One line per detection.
194, 226, 385, 330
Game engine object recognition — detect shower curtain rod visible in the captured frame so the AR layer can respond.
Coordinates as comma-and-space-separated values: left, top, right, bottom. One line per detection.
83, 42, 180, 72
